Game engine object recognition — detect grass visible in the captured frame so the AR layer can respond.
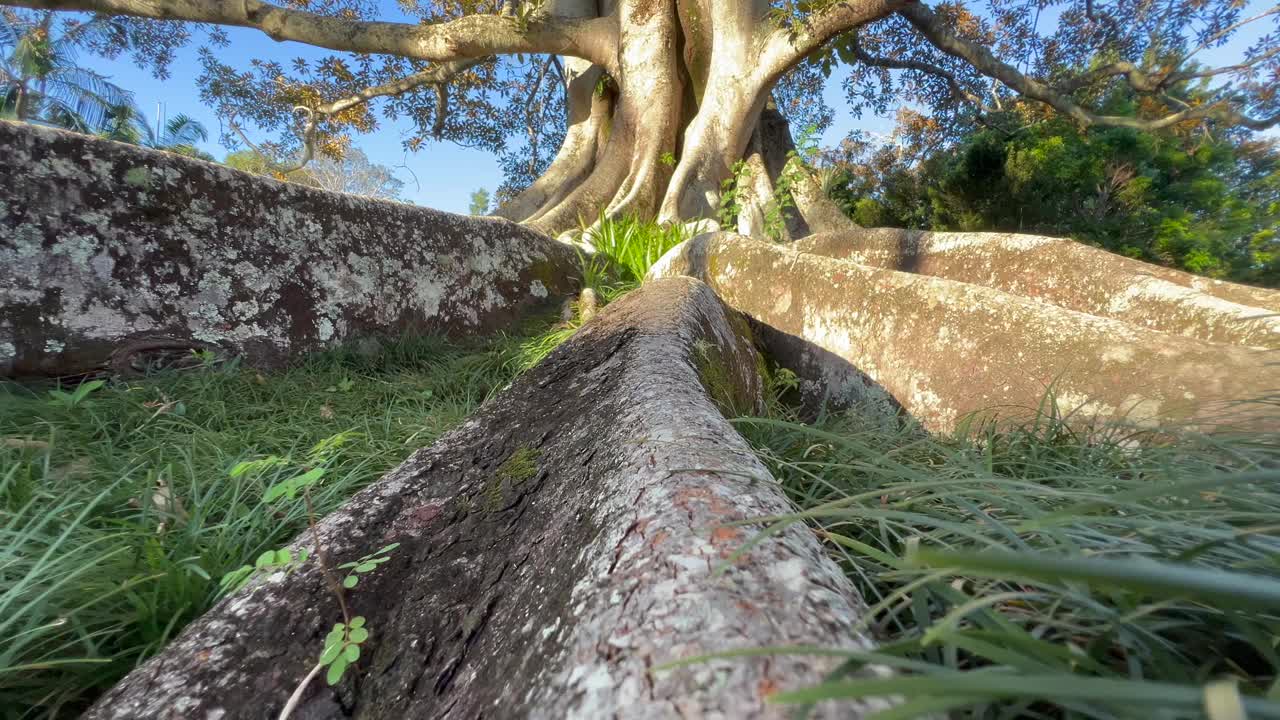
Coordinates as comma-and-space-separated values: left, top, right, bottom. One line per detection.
0, 331, 545, 719
730, 390, 1280, 719
510, 214, 694, 371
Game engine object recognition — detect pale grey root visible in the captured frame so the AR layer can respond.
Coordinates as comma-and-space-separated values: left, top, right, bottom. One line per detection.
649, 232, 1280, 434
0, 120, 580, 377
84, 277, 889, 719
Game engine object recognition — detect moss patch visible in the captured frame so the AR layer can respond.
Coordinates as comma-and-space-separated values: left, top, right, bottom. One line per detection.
485, 445, 541, 513
693, 338, 742, 417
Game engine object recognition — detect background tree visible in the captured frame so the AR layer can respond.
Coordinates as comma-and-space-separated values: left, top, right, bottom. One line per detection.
223, 146, 404, 200
824, 87, 1280, 285
470, 187, 491, 215
0, 8, 131, 131
6, 0, 1278, 240
98, 103, 212, 157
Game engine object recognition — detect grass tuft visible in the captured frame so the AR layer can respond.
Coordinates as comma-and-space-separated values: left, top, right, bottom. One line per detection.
734, 397, 1280, 719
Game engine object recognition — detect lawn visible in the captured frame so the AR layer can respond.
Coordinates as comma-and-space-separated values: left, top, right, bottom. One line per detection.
0, 331, 544, 718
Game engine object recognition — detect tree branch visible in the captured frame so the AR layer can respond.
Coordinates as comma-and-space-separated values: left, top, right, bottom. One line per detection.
900, 2, 1280, 132
5, 0, 618, 67
850, 33, 995, 111
757, 0, 908, 83
317, 59, 484, 117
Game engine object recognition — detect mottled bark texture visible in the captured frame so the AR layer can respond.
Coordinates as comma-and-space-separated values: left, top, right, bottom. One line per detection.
85, 277, 887, 720
0, 121, 580, 376
649, 233, 1280, 434
794, 229, 1280, 349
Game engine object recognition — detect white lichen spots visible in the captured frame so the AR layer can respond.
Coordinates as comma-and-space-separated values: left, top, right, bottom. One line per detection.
1100, 345, 1137, 364
44, 339, 65, 353
530, 280, 548, 298
123, 166, 151, 187
316, 317, 335, 342
90, 251, 115, 280
50, 235, 99, 267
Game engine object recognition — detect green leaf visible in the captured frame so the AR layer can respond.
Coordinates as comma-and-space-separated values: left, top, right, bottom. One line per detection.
349, 616, 366, 629
908, 547, 1280, 612
377, 543, 401, 555
348, 627, 369, 644
343, 575, 358, 589
319, 641, 343, 665
355, 562, 378, 573
255, 551, 276, 568
326, 656, 349, 685
344, 644, 360, 662
275, 549, 292, 565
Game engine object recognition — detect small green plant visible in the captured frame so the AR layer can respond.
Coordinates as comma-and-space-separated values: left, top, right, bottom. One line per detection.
660, 151, 676, 167
320, 616, 369, 685
221, 444, 399, 718
717, 160, 749, 228
762, 123, 819, 242
510, 0, 546, 32
338, 543, 399, 589
46, 379, 105, 409
325, 377, 355, 393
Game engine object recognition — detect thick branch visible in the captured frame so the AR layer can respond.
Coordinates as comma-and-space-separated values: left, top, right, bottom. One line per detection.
900, 2, 1280, 131
851, 34, 993, 111
318, 60, 482, 116
757, 0, 907, 82
6, 0, 618, 67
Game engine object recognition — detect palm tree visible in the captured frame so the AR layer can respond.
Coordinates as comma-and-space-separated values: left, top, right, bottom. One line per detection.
99, 103, 213, 159
0, 9, 133, 132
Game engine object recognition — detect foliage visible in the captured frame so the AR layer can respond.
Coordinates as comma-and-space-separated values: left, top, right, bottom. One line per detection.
826, 102, 1280, 285
222, 147, 404, 200
306, 148, 405, 200
730, 395, 1280, 719
469, 187, 490, 215
0, 330, 548, 718
0, 9, 133, 132
507, 215, 692, 373
99, 105, 212, 159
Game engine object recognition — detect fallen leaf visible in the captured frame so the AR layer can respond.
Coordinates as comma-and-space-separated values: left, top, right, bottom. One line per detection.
2, 437, 50, 451
319, 404, 335, 420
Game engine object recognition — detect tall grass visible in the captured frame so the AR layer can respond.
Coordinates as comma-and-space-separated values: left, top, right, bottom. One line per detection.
581, 213, 692, 289
0, 333, 537, 718
733, 402, 1280, 719
508, 215, 694, 372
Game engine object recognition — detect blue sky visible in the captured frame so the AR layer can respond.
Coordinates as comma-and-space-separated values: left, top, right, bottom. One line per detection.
80, 2, 1274, 214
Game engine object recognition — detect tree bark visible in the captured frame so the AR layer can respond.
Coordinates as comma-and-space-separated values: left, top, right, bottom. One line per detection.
793, 229, 1280, 349
650, 233, 1280, 434
85, 277, 887, 720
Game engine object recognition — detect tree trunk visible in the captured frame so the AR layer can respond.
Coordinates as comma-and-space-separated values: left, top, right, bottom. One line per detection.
85, 277, 887, 720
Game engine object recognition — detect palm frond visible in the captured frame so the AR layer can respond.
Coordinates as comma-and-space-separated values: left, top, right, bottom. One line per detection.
160, 113, 208, 147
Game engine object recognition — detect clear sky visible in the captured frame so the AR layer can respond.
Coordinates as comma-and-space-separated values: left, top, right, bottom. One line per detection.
79, 2, 1273, 214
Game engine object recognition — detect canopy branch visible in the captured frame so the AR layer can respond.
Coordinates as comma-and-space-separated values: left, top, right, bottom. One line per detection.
318, 59, 484, 117
900, 2, 1280, 131
5, 0, 618, 67
851, 34, 995, 112
757, 0, 907, 83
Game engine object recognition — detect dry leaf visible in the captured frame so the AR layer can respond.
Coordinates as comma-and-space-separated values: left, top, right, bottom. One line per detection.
319, 404, 335, 420
2, 437, 50, 451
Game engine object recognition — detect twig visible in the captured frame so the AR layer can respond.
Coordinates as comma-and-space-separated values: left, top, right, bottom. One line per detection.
277, 662, 324, 720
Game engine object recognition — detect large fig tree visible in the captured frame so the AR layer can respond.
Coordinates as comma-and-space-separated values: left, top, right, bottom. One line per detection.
5, 0, 1278, 238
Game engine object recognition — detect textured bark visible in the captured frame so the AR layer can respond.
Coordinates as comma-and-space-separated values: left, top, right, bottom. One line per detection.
0, 121, 580, 377
649, 233, 1280, 434
794, 228, 1280, 349
85, 277, 887, 720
